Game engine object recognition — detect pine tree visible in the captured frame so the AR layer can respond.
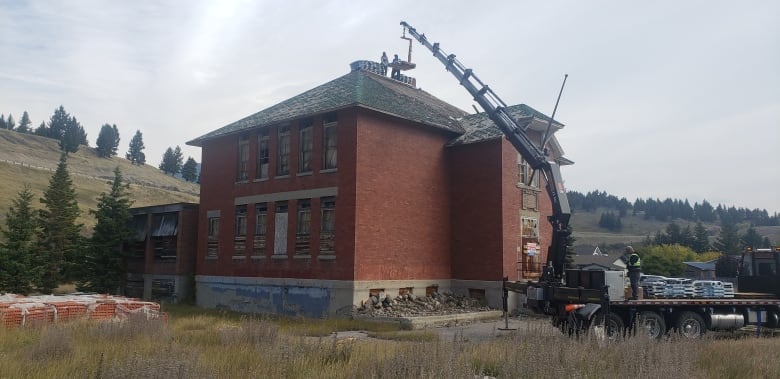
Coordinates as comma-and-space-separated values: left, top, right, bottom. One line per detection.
181, 157, 198, 182
159, 147, 182, 175
60, 116, 87, 153
34, 121, 49, 136
78, 167, 134, 293
112, 124, 120, 155
713, 221, 741, 255
741, 227, 763, 250
48, 106, 70, 139
0, 185, 38, 294
0, 114, 6, 130
692, 222, 711, 253
36, 154, 83, 293
17, 111, 32, 133
96, 124, 118, 158
5, 114, 15, 131
126, 130, 146, 165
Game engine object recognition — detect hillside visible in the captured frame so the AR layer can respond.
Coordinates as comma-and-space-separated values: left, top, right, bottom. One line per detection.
570, 207, 780, 253
0, 129, 199, 231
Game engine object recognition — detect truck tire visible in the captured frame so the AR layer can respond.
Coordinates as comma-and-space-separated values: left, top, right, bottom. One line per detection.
635, 311, 666, 339
675, 311, 706, 339
591, 311, 625, 340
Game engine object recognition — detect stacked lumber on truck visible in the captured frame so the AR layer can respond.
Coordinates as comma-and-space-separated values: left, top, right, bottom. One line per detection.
0, 294, 165, 328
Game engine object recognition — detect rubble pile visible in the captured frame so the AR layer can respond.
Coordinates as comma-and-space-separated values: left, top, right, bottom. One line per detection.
356, 292, 492, 318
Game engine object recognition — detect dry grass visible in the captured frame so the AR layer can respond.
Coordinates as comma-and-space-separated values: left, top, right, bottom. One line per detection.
0, 129, 198, 231
1, 305, 778, 378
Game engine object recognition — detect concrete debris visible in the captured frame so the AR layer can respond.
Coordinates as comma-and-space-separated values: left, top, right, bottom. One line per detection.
356, 292, 492, 318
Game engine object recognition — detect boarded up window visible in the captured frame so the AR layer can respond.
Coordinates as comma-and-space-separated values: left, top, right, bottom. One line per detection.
296, 199, 311, 255
207, 216, 219, 258
274, 201, 288, 255
320, 197, 336, 255
253, 203, 268, 257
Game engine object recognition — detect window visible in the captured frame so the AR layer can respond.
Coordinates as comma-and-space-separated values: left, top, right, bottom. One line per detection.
521, 217, 539, 238
320, 197, 336, 256
299, 120, 313, 173
207, 216, 219, 258
274, 201, 289, 256
296, 199, 311, 255
297, 199, 311, 235
255, 203, 267, 236
237, 135, 249, 181
322, 113, 337, 170
235, 205, 247, 237
256, 132, 269, 179
253, 203, 267, 257
518, 155, 539, 188
277, 126, 290, 176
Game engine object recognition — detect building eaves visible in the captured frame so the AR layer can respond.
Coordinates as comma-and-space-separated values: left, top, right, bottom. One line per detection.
447, 104, 564, 147
187, 69, 468, 147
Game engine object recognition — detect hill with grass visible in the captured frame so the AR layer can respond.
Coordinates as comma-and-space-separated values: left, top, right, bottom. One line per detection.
0, 129, 199, 232
569, 207, 780, 254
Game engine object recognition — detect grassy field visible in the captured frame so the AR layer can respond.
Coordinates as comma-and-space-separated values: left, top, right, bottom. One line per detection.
0, 305, 778, 378
0, 129, 198, 231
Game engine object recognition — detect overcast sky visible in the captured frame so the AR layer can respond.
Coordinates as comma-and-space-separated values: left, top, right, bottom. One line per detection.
1, 1, 778, 213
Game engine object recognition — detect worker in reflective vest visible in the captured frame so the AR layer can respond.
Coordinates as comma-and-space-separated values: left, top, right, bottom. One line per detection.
626, 246, 641, 300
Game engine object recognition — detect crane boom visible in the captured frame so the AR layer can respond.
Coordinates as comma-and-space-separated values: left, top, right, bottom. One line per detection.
400, 21, 571, 279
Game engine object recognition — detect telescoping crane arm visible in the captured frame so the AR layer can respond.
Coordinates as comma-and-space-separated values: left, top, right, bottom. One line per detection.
400, 21, 571, 279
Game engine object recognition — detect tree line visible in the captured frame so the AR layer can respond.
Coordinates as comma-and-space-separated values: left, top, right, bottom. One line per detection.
0, 155, 133, 294
568, 190, 779, 227
1, 107, 199, 182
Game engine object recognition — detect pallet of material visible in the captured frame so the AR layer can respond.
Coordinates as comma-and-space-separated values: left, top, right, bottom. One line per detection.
0, 294, 165, 328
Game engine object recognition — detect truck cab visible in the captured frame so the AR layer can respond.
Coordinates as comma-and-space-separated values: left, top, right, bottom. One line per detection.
739, 247, 780, 298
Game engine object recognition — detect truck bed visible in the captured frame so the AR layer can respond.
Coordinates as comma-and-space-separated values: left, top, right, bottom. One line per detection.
613, 298, 780, 306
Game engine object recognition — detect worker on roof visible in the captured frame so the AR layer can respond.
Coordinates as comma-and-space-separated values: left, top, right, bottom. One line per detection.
380, 52, 388, 76
391, 54, 401, 80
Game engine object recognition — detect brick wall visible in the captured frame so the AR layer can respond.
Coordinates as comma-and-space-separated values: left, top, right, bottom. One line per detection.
353, 109, 456, 280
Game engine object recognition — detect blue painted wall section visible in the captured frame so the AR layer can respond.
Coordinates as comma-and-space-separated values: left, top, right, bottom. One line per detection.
200, 280, 331, 318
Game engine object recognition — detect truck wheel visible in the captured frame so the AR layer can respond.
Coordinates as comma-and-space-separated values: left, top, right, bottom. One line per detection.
675, 311, 706, 339
592, 312, 625, 340
636, 311, 666, 339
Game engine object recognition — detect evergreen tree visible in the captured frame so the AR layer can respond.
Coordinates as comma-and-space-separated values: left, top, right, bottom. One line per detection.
691, 222, 711, 253
181, 157, 198, 182
712, 221, 741, 255
112, 124, 121, 154
5, 114, 15, 131
564, 225, 576, 269
159, 146, 183, 175
0, 114, 5, 129
715, 255, 739, 277
0, 185, 38, 294
741, 227, 763, 250
761, 237, 772, 248
126, 130, 146, 165
59, 116, 87, 153
36, 154, 83, 293
34, 121, 49, 137
78, 167, 134, 293
17, 111, 32, 133
48, 105, 70, 139
95, 124, 119, 158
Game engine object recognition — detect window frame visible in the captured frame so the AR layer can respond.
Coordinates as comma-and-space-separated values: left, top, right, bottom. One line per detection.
256, 132, 270, 180
237, 134, 250, 181
277, 126, 290, 176
322, 114, 338, 170
235, 205, 247, 237
299, 120, 313, 174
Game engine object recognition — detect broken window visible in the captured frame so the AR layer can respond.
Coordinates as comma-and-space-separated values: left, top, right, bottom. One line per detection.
237, 134, 250, 181
322, 113, 337, 170
296, 199, 311, 255
256, 131, 269, 179
299, 119, 313, 173
320, 196, 336, 255
253, 203, 267, 257
277, 126, 290, 176
207, 216, 219, 258
518, 155, 539, 188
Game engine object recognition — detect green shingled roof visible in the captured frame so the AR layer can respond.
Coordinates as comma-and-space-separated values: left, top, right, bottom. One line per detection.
449, 104, 564, 146
187, 69, 469, 146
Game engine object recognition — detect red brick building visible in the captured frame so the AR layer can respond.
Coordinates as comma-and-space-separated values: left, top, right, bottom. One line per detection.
186, 61, 570, 317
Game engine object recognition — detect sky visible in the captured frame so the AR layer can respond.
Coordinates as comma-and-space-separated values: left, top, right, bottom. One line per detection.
1, 1, 778, 213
